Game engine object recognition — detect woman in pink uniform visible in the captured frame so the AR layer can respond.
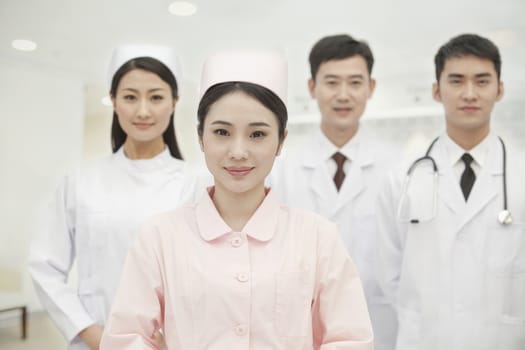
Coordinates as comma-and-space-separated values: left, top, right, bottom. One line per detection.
100, 50, 374, 350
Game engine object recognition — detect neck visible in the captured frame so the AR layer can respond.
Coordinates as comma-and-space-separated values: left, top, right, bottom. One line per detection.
212, 184, 266, 232
123, 138, 165, 160
447, 125, 490, 151
321, 124, 358, 148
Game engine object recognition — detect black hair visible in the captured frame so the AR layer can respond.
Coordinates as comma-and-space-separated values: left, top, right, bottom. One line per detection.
309, 34, 374, 80
434, 33, 501, 81
109, 56, 183, 159
197, 82, 287, 141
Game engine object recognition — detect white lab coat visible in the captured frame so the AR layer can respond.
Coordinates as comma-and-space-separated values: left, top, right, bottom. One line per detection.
269, 127, 399, 350
29, 148, 204, 350
376, 132, 525, 350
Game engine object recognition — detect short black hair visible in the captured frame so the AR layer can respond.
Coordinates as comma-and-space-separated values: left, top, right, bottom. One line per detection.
109, 56, 183, 159
434, 33, 501, 81
197, 82, 287, 141
309, 34, 374, 80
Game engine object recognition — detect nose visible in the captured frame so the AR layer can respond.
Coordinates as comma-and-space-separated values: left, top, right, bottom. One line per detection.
228, 137, 249, 160
137, 98, 151, 119
462, 81, 477, 101
336, 82, 350, 101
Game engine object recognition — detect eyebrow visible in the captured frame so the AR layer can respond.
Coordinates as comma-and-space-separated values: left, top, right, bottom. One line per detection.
323, 74, 364, 80
447, 72, 493, 79
120, 87, 167, 93
210, 120, 272, 127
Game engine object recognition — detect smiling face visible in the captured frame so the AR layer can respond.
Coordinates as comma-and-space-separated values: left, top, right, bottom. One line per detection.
433, 55, 504, 141
112, 68, 176, 152
199, 91, 284, 198
309, 55, 375, 142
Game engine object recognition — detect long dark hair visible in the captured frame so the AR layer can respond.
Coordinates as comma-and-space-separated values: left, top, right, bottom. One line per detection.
110, 56, 183, 159
197, 81, 287, 141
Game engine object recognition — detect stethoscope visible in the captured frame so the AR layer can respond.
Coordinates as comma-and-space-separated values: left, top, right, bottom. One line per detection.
398, 136, 512, 225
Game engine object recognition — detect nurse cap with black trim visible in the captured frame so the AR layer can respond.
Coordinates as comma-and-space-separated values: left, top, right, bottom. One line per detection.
199, 49, 288, 106
107, 45, 182, 89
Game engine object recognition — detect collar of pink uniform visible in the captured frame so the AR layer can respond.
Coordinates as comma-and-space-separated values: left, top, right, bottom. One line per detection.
196, 187, 280, 242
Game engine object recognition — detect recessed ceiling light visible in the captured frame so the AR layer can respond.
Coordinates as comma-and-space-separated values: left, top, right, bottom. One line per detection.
12, 39, 37, 52
168, 1, 197, 16
101, 96, 112, 107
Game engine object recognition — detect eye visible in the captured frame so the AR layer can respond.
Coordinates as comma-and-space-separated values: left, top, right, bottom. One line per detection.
325, 80, 338, 86
449, 79, 461, 85
350, 80, 363, 87
123, 94, 136, 101
477, 79, 489, 86
250, 130, 266, 138
151, 94, 164, 101
213, 129, 229, 136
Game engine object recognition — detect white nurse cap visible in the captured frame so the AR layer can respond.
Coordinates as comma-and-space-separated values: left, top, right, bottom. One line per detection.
199, 49, 288, 105
107, 45, 182, 89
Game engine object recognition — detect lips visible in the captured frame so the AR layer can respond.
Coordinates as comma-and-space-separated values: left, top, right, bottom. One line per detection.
133, 122, 154, 129
459, 106, 480, 112
224, 167, 254, 177
333, 107, 352, 115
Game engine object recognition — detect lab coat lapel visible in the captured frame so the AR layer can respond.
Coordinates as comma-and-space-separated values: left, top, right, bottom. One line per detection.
302, 141, 331, 202
435, 140, 464, 215
457, 137, 500, 232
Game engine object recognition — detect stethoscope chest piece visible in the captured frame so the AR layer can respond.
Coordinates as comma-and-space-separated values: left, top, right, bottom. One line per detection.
498, 210, 513, 225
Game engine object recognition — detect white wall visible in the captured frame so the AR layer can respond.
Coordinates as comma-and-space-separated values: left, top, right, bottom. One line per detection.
0, 57, 84, 312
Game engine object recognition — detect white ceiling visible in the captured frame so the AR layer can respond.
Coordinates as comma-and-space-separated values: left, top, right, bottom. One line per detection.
1, 0, 524, 120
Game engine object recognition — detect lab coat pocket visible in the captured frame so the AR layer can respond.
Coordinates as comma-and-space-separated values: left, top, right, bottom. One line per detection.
482, 223, 525, 324
275, 270, 311, 337
484, 223, 525, 275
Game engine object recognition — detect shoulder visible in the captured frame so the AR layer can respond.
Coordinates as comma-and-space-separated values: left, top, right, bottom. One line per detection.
54, 153, 114, 194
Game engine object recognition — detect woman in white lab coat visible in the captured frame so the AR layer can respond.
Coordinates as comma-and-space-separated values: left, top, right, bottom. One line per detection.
29, 45, 198, 350
376, 34, 525, 350
100, 50, 374, 349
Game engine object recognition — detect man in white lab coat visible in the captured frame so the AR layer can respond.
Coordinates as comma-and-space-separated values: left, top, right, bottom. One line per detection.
269, 34, 398, 350
376, 33, 525, 349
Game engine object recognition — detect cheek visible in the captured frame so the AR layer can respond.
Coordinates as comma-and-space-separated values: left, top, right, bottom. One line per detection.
158, 104, 174, 118
257, 143, 280, 163
114, 104, 131, 119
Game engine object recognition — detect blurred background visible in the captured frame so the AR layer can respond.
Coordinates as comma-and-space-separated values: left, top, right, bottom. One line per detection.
1, 0, 524, 348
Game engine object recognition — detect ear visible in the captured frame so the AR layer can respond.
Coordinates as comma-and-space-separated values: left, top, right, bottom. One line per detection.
172, 96, 179, 109
496, 80, 504, 101
432, 82, 441, 102
276, 129, 288, 156
197, 126, 204, 152
368, 78, 377, 99
308, 78, 316, 98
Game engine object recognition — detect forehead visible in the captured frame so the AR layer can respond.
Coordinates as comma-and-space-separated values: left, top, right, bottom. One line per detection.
118, 68, 168, 88
441, 55, 497, 78
205, 92, 278, 126
316, 55, 369, 79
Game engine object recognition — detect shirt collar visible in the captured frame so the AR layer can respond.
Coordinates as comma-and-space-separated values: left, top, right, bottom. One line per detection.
443, 131, 492, 168
196, 187, 281, 242
316, 126, 361, 162
114, 146, 182, 173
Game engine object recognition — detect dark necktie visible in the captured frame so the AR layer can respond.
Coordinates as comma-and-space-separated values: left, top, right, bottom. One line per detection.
332, 152, 346, 191
460, 153, 476, 201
